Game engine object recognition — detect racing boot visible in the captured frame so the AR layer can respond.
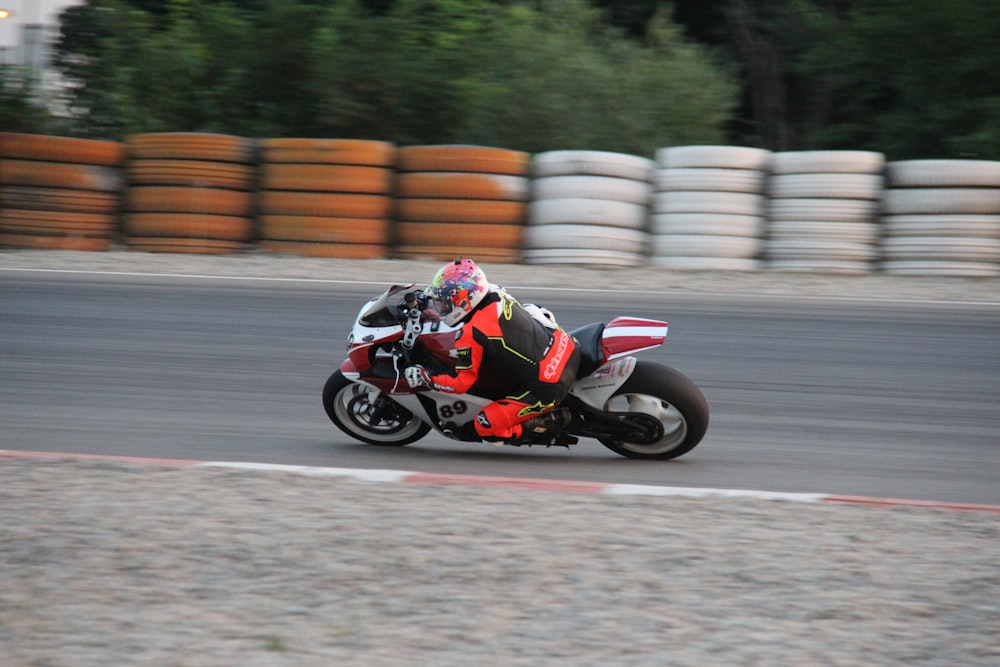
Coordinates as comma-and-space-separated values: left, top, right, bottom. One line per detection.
512, 407, 573, 444
442, 421, 482, 443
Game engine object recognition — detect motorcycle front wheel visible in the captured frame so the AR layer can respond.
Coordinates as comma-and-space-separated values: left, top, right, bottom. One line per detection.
323, 371, 431, 446
599, 361, 709, 460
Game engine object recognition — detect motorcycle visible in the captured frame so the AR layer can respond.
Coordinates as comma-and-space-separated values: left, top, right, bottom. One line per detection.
322, 284, 709, 460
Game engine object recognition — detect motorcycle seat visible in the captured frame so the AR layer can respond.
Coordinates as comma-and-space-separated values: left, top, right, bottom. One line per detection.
569, 322, 605, 378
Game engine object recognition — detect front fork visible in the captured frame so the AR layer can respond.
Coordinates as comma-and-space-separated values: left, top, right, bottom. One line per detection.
366, 392, 401, 426
400, 294, 424, 351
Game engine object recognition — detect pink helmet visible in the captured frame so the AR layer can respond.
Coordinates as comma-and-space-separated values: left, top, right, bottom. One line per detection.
425, 259, 489, 326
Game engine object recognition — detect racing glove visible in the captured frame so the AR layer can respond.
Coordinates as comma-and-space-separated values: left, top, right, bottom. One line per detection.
404, 365, 432, 389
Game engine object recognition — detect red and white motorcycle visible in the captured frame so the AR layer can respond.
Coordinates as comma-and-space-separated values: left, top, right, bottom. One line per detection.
323, 284, 709, 459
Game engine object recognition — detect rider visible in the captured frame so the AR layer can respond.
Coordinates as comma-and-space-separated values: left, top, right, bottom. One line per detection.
403, 258, 581, 444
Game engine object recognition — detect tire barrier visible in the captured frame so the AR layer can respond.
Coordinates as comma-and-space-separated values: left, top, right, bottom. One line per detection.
649, 145, 770, 271
524, 150, 654, 267
1, 132, 998, 277
0, 132, 124, 250
763, 150, 885, 274
256, 138, 396, 259
880, 160, 1000, 277
392, 145, 529, 263
124, 133, 255, 254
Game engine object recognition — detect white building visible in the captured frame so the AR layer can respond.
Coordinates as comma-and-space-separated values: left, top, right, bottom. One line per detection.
0, 0, 84, 67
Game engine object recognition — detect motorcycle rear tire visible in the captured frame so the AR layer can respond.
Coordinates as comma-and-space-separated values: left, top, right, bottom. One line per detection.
599, 362, 709, 460
323, 371, 431, 446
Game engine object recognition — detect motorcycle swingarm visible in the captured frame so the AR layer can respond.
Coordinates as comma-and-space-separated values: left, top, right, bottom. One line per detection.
563, 398, 665, 445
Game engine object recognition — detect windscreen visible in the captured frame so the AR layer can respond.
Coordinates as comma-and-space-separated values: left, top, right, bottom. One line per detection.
358, 284, 415, 328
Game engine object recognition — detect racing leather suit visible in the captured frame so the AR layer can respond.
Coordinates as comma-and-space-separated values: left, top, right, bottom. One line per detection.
425, 289, 580, 441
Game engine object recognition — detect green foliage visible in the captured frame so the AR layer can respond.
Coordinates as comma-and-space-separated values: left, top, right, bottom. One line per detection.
39, 0, 1000, 159
792, 0, 1000, 159
0, 66, 52, 133
454, 2, 738, 154
50, 0, 739, 156
311, 0, 499, 144
55, 1, 265, 136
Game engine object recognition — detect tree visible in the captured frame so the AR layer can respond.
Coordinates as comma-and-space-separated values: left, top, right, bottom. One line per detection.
0, 66, 52, 134
442, 0, 739, 154
594, 0, 1000, 158
797, 0, 1000, 158
51, 0, 149, 138
49, 0, 739, 155
592, 0, 660, 37
311, 0, 499, 144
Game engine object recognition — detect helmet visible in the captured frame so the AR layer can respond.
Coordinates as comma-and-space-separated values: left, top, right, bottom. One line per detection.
425, 259, 489, 326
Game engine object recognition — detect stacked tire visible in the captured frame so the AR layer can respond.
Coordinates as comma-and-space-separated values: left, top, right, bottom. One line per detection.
650, 146, 770, 271
525, 150, 654, 267
880, 160, 1000, 277
393, 145, 529, 263
0, 132, 124, 251
124, 133, 256, 254
764, 151, 885, 273
257, 139, 397, 258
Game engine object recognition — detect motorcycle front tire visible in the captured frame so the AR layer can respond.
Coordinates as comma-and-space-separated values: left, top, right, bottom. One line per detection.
323, 371, 431, 446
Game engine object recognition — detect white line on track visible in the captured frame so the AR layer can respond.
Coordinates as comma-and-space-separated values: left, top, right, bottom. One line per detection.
3, 266, 998, 307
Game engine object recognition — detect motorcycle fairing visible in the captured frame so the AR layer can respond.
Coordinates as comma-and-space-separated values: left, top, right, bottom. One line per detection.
601, 317, 668, 362
570, 356, 637, 409
344, 318, 462, 392
390, 389, 489, 435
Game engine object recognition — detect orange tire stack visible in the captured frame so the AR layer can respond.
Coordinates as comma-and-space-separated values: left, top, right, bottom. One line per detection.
123, 133, 256, 254
256, 139, 396, 258
0, 132, 124, 250
393, 145, 530, 263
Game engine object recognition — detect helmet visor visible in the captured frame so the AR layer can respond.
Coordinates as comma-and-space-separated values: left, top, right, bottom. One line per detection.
424, 286, 454, 319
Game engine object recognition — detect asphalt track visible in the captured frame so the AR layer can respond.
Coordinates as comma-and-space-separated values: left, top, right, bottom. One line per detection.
2, 269, 998, 505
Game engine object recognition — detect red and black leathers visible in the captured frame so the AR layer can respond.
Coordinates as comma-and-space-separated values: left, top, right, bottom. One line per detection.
427, 290, 580, 441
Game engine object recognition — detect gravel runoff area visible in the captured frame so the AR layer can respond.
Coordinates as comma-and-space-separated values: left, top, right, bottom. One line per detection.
1, 459, 998, 667
1, 249, 999, 665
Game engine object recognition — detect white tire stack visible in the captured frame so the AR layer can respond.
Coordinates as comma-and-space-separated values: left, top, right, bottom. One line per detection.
880, 160, 1000, 277
524, 150, 655, 267
764, 151, 885, 274
649, 145, 771, 271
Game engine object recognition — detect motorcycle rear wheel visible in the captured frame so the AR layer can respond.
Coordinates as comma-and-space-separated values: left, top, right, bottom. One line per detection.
323, 371, 430, 446
599, 361, 709, 460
